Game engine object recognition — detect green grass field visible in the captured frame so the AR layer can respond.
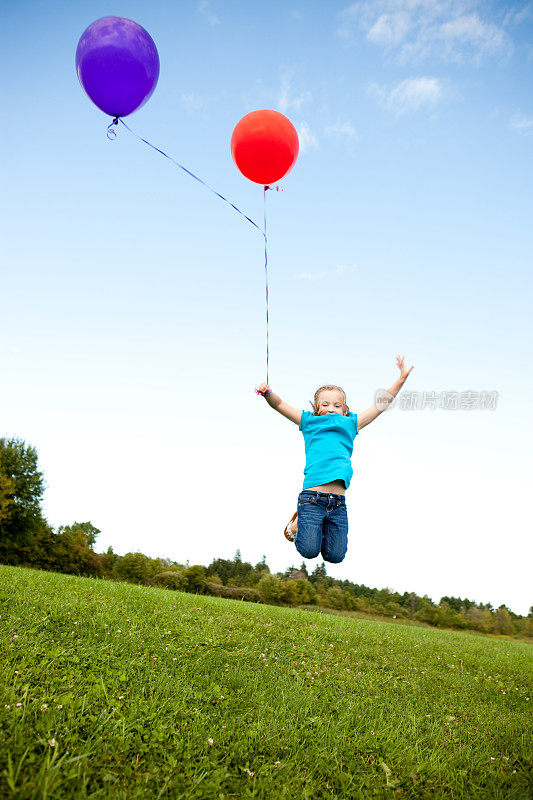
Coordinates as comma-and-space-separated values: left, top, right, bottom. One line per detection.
1, 565, 531, 799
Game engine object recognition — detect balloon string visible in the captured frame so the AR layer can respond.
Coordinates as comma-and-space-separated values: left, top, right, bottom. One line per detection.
117, 119, 265, 236
116, 118, 272, 391
107, 117, 119, 140
264, 185, 270, 387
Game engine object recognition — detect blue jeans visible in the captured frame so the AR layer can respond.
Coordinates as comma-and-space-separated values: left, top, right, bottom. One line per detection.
294, 490, 348, 563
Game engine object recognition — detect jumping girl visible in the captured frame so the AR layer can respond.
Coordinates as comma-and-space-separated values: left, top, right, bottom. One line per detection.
256, 355, 413, 563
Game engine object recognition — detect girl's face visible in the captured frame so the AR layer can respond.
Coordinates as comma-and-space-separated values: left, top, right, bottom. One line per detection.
316, 389, 346, 415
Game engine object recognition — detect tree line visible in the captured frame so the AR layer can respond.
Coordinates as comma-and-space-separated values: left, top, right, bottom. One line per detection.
1, 436, 532, 639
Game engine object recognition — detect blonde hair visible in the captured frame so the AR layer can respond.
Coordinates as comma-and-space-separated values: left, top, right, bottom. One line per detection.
311, 385, 350, 416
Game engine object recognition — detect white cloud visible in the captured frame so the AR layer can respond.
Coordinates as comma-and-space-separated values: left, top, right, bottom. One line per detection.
278, 71, 312, 115
438, 13, 505, 58
296, 264, 359, 280
181, 93, 207, 115
298, 122, 319, 152
296, 271, 326, 280
338, 1, 511, 63
503, 5, 533, 27
198, 0, 220, 26
509, 113, 533, 135
324, 119, 358, 140
367, 11, 411, 46
371, 77, 445, 116
336, 264, 359, 275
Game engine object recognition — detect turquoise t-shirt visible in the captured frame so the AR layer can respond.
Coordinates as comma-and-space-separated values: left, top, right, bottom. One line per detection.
299, 411, 359, 490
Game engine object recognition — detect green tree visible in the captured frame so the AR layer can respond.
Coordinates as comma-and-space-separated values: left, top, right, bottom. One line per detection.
153, 570, 185, 590
98, 546, 118, 577
414, 596, 440, 626
0, 469, 15, 525
206, 558, 234, 585
494, 605, 514, 636
257, 574, 285, 605
57, 521, 100, 549
324, 585, 346, 610
52, 526, 102, 576
309, 563, 327, 584
290, 579, 316, 605
114, 552, 151, 584
0, 437, 50, 565
254, 555, 269, 573
183, 565, 206, 593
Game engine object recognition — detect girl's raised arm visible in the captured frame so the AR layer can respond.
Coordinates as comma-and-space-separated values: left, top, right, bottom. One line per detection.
256, 383, 302, 426
357, 355, 414, 431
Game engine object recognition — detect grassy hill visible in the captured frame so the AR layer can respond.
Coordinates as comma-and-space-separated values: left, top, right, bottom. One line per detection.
1, 565, 532, 799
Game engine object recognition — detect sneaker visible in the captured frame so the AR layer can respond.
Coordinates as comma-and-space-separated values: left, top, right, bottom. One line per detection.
284, 512, 297, 542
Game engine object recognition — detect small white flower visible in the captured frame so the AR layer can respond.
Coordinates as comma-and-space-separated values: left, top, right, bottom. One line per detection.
12, 635, 18, 640
16, 703, 22, 707
490, 757, 495, 763
243, 768, 255, 777
48, 738, 56, 747
118, 696, 124, 700
275, 761, 281, 767
5, 705, 10, 709
207, 738, 213, 745
40, 704, 48, 711
57, 705, 63, 709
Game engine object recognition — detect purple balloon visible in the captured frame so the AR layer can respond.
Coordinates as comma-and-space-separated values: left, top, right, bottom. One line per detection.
76, 16, 159, 118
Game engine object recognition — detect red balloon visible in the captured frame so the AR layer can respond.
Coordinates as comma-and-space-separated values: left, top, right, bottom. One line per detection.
231, 109, 299, 185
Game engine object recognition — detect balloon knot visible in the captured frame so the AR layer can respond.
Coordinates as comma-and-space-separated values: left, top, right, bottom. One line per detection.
107, 117, 119, 140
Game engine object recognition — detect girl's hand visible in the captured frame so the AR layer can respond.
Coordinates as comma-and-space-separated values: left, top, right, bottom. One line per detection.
396, 354, 414, 380
256, 382, 271, 397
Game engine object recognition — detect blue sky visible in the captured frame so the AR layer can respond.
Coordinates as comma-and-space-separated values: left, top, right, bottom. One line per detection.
1, 1, 532, 613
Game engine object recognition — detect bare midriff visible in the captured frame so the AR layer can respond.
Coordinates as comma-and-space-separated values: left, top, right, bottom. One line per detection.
306, 479, 346, 496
